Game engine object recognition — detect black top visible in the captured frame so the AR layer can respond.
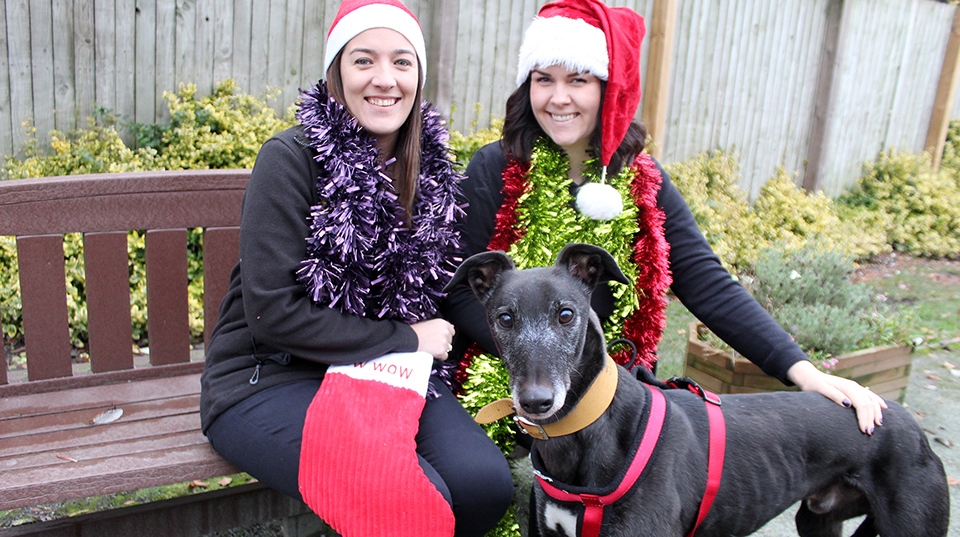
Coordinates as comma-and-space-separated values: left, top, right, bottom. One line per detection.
440, 142, 807, 381
199, 126, 419, 432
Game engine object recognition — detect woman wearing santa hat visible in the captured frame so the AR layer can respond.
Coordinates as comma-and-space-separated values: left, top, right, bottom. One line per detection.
199, 0, 514, 535
443, 0, 886, 436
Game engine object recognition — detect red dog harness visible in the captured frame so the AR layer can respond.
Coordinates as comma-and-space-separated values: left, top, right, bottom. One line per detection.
535, 384, 726, 537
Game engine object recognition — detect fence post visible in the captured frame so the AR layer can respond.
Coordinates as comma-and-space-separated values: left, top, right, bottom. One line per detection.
925, 6, 960, 171
802, 0, 845, 193
642, 0, 678, 161
425, 0, 461, 120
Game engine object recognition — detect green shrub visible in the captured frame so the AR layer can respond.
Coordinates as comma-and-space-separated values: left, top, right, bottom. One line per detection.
0, 237, 20, 342
752, 168, 889, 261
145, 80, 295, 170
3, 117, 155, 180
447, 117, 503, 167
1, 80, 290, 352
839, 150, 960, 258
664, 149, 762, 270
939, 118, 960, 174
742, 244, 914, 364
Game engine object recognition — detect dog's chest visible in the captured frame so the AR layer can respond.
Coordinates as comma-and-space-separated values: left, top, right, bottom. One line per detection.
542, 501, 579, 536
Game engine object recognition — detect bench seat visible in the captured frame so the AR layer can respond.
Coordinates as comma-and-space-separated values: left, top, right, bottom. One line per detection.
0, 363, 235, 511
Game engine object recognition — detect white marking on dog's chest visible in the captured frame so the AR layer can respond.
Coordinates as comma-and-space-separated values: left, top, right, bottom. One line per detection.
543, 501, 578, 536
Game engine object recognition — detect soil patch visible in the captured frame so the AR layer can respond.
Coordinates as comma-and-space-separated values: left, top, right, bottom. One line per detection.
853, 252, 960, 286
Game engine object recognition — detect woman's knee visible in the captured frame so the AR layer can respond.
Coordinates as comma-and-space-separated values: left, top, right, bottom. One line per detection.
205, 380, 320, 501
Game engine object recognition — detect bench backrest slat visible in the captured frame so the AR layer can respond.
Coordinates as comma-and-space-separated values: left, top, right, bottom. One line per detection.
84, 231, 135, 373
145, 229, 191, 366
17, 234, 73, 381
202, 227, 241, 348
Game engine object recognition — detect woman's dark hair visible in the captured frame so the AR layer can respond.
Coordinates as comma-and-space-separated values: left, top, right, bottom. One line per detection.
501, 75, 647, 176
326, 51, 424, 221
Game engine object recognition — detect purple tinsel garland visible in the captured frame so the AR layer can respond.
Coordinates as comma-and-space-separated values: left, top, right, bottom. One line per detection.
294, 81, 463, 329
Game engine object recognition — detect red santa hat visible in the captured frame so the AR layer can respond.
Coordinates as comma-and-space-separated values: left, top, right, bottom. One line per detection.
324, 0, 427, 83
516, 0, 646, 167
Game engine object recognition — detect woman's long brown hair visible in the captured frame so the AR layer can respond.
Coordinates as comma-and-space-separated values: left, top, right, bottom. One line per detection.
326, 51, 423, 221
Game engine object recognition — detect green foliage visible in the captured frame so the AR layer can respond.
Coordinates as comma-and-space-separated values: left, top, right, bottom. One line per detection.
839, 149, 960, 258
743, 244, 914, 363
752, 168, 889, 261
146, 80, 295, 170
665, 151, 890, 272
0, 237, 20, 342
447, 116, 503, 167
3, 116, 155, 180
664, 149, 761, 270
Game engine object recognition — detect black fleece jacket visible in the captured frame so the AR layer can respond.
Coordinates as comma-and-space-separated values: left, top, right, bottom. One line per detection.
199, 126, 419, 432
440, 142, 807, 382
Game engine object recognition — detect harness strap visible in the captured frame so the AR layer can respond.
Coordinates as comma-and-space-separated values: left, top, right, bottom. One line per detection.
667, 378, 726, 537
536, 387, 667, 537
537, 382, 727, 537
687, 399, 724, 536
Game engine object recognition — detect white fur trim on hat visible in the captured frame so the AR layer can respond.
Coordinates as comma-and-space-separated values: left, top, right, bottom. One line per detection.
516, 16, 608, 86
324, 4, 427, 82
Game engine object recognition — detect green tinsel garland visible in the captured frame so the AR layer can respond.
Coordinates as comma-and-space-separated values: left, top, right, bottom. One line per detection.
509, 139, 642, 346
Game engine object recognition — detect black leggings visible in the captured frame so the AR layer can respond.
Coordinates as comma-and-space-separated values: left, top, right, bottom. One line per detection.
206, 377, 515, 537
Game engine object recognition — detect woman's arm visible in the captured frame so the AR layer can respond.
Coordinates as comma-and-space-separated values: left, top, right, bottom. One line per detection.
658, 163, 885, 433
657, 165, 806, 382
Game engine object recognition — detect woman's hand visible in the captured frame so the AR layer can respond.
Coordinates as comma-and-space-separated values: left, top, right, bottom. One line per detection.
787, 360, 888, 435
411, 318, 456, 361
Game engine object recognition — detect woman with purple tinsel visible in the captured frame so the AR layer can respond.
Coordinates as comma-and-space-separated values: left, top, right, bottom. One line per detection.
199, 1, 513, 535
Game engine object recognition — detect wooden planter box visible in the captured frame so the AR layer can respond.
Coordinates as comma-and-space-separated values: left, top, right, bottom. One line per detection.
683, 322, 914, 403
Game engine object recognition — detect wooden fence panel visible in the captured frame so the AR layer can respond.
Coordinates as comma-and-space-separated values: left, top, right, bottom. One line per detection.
664, 0, 830, 199
74, 0, 95, 123
7, 0, 32, 154
29, 0, 55, 152
888, 0, 954, 153
52, 0, 76, 133
817, 0, 954, 197
93, 0, 115, 115
155, 1, 176, 123
0, 3, 11, 157
0, 0, 957, 198
195, 0, 217, 98
116, 0, 136, 126
135, 0, 157, 128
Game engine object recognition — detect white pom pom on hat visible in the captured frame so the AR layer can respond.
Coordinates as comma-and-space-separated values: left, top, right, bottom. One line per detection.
576, 182, 624, 220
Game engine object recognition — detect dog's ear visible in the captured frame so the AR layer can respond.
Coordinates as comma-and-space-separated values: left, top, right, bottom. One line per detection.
444, 251, 515, 304
555, 243, 630, 289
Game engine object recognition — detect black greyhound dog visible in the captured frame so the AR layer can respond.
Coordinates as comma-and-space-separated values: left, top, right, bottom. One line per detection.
446, 243, 949, 537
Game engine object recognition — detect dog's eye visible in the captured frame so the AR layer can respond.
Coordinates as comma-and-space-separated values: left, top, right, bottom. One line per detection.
497, 313, 513, 328
558, 308, 574, 324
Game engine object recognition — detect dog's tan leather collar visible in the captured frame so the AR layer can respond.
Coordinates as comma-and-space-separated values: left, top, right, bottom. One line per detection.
474, 355, 619, 440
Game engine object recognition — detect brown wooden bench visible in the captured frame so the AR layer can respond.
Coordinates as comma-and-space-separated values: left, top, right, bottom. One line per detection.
0, 170, 320, 536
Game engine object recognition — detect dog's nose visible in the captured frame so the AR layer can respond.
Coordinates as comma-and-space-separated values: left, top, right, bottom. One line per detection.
520, 387, 555, 415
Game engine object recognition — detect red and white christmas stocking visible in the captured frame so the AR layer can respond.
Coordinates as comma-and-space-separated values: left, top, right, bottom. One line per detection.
299, 352, 455, 536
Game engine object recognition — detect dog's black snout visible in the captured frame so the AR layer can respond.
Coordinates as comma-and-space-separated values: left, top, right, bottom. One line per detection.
520, 386, 555, 415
